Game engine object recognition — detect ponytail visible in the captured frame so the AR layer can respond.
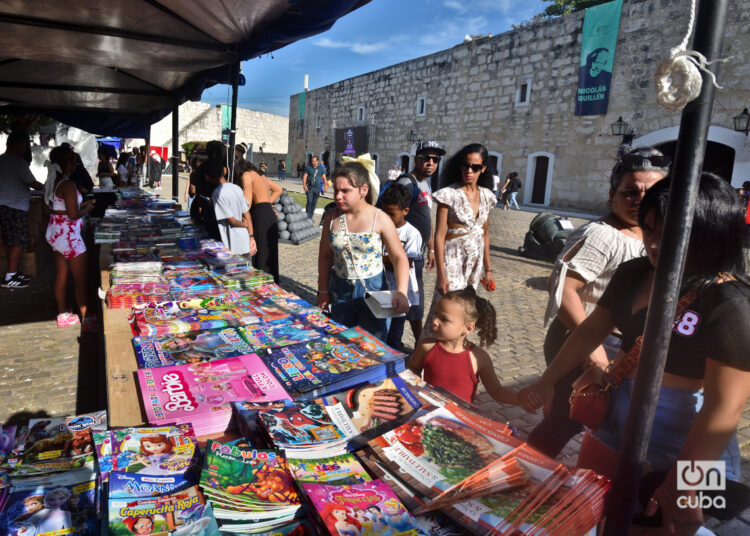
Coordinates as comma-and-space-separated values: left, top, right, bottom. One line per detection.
443, 286, 497, 347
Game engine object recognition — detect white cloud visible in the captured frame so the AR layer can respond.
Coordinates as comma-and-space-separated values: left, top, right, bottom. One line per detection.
417, 15, 489, 48
443, 1, 466, 13
314, 37, 391, 54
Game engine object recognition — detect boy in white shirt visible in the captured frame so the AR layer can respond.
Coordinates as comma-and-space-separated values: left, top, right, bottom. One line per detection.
380, 184, 422, 351
206, 159, 257, 256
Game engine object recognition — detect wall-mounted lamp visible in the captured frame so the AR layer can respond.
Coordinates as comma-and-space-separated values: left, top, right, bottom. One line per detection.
407, 129, 417, 142
733, 107, 750, 136
610, 116, 635, 144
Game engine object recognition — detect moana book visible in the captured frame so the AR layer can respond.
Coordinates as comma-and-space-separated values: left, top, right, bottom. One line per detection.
133, 327, 255, 368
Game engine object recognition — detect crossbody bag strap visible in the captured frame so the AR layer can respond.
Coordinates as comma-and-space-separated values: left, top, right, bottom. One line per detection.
606, 286, 700, 387
340, 212, 370, 290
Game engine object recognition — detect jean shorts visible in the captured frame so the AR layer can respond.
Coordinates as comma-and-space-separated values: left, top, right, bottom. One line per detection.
595, 378, 741, 481
329, 271, 388, 341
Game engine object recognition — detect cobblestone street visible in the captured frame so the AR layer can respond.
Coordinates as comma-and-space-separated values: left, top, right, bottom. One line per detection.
1, 175, 747, 533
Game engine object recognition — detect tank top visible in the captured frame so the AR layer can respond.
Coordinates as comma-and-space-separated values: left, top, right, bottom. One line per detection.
52, 178, 81, 211
423, 342, 478, 403
329, 209, 384, 279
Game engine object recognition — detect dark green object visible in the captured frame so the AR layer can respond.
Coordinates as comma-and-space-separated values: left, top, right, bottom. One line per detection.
422, 423, 483, 472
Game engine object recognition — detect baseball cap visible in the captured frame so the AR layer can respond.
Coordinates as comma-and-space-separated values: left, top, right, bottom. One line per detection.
415, 140, 445, 156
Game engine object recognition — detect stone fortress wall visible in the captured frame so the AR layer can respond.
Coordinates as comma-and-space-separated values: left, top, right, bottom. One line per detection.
287, 0, 750, 213
151, 101, 289, 157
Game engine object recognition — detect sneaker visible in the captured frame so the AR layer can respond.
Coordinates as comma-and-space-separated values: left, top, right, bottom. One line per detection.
16, 273, 32, 283
57, 312, 80, 327
2, 274, 29, 288
82, 316, 99, 332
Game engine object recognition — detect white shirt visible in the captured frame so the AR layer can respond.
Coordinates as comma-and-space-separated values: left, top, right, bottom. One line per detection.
211, 182, 250, 255
384, 221, 422, 305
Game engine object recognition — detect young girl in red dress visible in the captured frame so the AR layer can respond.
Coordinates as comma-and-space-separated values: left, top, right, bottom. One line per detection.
409, 287, 521, 406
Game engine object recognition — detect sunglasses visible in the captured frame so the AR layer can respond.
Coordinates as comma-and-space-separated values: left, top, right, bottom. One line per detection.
418, 155, 441, 163
618, 153, 671, 169
460, 163, 484, 173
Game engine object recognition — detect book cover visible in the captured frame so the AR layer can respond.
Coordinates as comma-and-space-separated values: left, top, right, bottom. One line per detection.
251, 399, 348, 449
137, 355, 289, 425
133, 327, 255, 368
5, 411, 107, 475
199, 441, 301, 515
0, 468, 99, 536
261, 327, 406, 398
108, 485, 219, 536
287, 453, 371, 485
238, 319, 328, 350
302, 479, 421, 536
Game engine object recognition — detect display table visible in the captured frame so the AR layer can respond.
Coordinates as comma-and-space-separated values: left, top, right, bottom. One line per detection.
100, 244, 238, 444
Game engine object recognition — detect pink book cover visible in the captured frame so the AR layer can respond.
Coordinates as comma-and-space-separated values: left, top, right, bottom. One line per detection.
137, 354, 290, 424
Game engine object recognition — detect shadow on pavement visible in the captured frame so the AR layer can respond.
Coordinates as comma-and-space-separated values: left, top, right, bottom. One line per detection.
490, 245, 554, 270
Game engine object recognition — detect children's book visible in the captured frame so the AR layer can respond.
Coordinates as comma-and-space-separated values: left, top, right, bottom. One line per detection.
92, 430, 113, 482
238, 319, 328, 350
0, 468, 99, 536
221, 518, 315, 536
199, 440, 301, 523
287, 453, 371, 486
137, 355, 289, 436
5, 411, 107, 475
261, 327, 406, 400
302, 479, 422, 536
106, 425, 200, 498
108, 485, 219, 536
133, 327, 255, 368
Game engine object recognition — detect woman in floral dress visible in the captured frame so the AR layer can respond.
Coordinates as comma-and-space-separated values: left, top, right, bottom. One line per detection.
422, 144, 496, 335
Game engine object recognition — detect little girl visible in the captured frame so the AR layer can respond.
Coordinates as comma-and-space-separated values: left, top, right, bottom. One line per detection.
409, 287, 518, 405
318, 158, 410, 341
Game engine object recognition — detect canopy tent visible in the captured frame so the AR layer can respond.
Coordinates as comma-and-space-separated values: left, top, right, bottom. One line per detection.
0, 0, 371, 137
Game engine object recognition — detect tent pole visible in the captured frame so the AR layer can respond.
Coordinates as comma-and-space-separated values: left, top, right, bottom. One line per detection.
602, 1, 729, 534
172, 101, 179, 201
228, 60, 240, 183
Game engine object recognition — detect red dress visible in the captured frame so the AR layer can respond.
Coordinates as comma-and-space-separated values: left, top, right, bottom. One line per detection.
423, 342, 478, 403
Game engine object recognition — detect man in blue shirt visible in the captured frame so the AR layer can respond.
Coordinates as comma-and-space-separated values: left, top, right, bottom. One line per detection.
302, 156, 327, 220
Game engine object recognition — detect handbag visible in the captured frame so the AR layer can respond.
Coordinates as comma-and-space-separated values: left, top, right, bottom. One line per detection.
339, 211, 407, 319
569, 287, 699, 430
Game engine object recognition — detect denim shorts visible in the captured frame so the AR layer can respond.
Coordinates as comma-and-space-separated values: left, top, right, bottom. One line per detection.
595, 378, 741, 481
329, 271, 388, 341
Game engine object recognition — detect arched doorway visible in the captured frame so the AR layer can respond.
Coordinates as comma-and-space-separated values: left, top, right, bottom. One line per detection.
320, 151, 330, 172
397, 152, 410, 173
488, 151, 502, 176
634, 126, 749, 186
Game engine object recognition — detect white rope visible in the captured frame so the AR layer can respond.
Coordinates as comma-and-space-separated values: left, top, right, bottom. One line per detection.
654, 0, 727, 113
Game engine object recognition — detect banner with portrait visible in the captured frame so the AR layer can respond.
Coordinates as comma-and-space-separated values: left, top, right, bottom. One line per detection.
575, 0, 623, 116
221, 104, 231, 144
334, 126, 369, 156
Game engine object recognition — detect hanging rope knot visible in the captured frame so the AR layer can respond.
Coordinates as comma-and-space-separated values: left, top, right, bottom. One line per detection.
653, 0, 728, 113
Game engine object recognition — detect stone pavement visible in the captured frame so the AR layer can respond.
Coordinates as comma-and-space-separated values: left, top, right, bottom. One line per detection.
2, 173, 747, 532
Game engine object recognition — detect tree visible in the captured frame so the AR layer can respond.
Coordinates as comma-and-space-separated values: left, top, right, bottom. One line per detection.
542, 0, 611, 17
0, 113, 54, 134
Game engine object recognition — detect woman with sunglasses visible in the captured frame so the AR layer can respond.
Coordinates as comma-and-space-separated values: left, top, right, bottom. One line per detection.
527, 146, 668, 459
427, 144, 496, 320
523, 174, 749, 534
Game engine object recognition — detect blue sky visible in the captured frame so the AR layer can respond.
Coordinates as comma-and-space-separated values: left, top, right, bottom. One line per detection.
201, 0, 548, 117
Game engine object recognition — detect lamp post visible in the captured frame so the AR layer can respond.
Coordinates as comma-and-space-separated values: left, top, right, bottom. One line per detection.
733, 107, 750, 135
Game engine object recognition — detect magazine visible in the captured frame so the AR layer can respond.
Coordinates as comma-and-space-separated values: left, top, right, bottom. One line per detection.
199, 440, 301, 523
302, 479, 421, 536
5, 411, 107, 475
133, 327, 255, 368
108, 484, 219, 536
261, 327, 406, 399
137, 354, 289, 436
0, 468, 99, 536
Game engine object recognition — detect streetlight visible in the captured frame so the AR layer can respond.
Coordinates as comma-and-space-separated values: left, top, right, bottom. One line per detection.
611, 116, 634, 144
733, 107, 750, 135
407, 129, 417, 142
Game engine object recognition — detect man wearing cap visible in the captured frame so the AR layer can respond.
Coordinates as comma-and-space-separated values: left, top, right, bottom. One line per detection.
302, 156, 327, 220
393, 139, 444, 342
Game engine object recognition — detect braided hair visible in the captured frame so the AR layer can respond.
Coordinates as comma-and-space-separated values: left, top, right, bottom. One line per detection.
442, 286, 497, 347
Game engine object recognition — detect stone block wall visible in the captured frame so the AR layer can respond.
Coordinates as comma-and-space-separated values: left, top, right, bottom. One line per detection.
288, 0, 750, 213
151, 101, 289, 155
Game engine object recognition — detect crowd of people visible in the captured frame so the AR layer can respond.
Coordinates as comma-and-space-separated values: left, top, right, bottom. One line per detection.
308, 140, 749, 535
2, 127, 749, 532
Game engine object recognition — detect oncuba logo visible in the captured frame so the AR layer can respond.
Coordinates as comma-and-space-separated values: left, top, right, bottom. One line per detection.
676, 460, 725, 510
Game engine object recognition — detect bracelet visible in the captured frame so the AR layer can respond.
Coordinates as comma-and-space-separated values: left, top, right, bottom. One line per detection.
428, 249, 435, 253
248, 234, 254, 238
485, 269, 493, 273
318, 290, 329, 295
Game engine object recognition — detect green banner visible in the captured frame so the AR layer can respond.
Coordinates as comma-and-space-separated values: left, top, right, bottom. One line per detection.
297, 91, 306, 138
221, 104, 232, 144
575, 0, 623, 116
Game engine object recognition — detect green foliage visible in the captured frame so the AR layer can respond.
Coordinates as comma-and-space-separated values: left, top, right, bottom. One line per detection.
0, 114, 55, 134
181, 141, 208, 156
542, 0, 611, 17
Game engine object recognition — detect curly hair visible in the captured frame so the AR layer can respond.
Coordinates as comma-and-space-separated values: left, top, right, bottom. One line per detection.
442, 286, 497, 347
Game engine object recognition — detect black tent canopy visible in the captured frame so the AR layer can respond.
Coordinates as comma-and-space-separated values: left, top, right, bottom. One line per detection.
0, 0, 371, 137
